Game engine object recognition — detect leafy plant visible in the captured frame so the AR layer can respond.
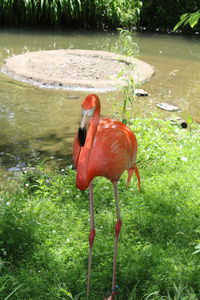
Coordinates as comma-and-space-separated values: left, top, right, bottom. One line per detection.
0, 0, 142, 28
59, 287, 85, 299
112, 28, 139, 57
111, 28, 139, 123
3, 284, 23, 300
140, 1, 200, 30
173, 10, 200, 31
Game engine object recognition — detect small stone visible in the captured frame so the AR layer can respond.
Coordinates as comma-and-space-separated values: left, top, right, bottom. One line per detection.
66, 95, 80, 99
156, 102, 180, 112
134, 89, 149, 97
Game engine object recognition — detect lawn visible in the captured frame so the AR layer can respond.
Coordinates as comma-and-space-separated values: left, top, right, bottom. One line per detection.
0, 118, 200, 299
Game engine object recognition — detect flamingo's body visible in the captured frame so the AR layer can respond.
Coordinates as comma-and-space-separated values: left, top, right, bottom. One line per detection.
73, 94, 140, 299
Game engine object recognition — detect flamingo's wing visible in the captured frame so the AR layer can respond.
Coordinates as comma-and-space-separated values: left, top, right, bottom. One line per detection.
87, 118, 139, 183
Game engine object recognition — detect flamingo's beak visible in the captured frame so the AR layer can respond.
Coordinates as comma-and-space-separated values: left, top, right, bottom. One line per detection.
78, 108, 94, 147
78, 127, 87, 147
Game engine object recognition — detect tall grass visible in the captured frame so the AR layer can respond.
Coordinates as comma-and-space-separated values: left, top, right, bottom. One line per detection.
0, 119, 200, 299
0, 0, 142, 28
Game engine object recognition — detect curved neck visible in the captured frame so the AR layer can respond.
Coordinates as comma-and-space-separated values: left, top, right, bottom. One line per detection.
76, 99, 100, 190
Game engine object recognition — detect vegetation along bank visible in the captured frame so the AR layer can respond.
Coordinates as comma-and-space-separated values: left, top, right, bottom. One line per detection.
0, 0, 199, 31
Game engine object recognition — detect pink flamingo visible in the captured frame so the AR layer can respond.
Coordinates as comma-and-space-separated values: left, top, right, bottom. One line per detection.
73, 94, 140, 299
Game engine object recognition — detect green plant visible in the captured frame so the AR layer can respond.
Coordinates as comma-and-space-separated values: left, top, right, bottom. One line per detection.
192, 228, 200, 255
59, 287, 85, 299
140, 0, 200, 30
0, 120, 200, 299
143, 284, 198, 300
113, 28, 139, 57
0, 0, 142, 28
111, 29, 139, 123
173, 10, 200, 31
3, 284, 23, 300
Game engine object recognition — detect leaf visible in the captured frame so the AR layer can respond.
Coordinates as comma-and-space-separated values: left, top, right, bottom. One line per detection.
173, 18, 187, 31
189, 12, 200, 28
59, 288, 73, 299
173, 11, 200, 31
0, 258, 3, 271
4, 284, 23, 300
192, 244, 200, 255
180, 13, 190, 20
187, 116, 193, 125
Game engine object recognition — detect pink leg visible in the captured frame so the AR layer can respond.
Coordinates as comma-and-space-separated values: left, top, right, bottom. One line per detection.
87, 182, 96, 297
111, 181, 122, 298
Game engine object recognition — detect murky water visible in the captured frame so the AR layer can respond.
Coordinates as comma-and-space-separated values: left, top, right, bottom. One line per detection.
0, 29, 199, 180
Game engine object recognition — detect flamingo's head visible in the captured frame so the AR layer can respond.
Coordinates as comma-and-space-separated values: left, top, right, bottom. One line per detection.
78, 94, 100, 147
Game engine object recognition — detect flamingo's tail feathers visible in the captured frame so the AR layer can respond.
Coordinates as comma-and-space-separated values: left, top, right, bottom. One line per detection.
127, 168, 134, 188
127, 163, 140, 191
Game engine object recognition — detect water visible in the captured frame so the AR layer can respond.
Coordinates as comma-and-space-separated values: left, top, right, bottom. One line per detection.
0, 29, 199, 181
136, 33, 200, 122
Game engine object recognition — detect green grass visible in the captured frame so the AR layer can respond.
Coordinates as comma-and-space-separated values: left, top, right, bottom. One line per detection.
0, 0, 141, 28
0, 118, 200, 299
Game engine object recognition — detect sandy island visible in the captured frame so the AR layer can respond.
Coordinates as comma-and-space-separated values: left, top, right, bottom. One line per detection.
2, 49, 154, 91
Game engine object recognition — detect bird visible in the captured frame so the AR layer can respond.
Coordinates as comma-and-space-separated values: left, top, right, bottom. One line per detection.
73, 94, 140, 299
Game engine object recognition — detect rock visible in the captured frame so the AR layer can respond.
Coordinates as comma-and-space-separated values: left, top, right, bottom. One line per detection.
156, 102, 180, 112
134, 88, 149, 97
66, 95, 80, 99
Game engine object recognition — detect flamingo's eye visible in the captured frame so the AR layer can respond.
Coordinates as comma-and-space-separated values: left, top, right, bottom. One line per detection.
82, 107, 94, 117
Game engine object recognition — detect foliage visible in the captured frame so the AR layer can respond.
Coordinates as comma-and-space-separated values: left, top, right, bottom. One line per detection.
0, 0, 199, 30
140, 0, 200, 30
173, 10, 200, 31
112, 28, 139, 57
100, 0, 142, 28
0, 119, 200, 299
0, 0, 142, 28
111, 28, 139, 123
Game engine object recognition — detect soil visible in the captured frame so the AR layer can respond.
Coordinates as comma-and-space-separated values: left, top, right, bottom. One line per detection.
2, 49, 154, 91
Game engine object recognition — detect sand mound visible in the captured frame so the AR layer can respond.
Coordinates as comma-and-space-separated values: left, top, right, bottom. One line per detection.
3, 49, 154, 91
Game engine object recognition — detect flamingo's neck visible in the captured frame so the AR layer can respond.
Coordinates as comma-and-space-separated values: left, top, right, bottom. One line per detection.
76, 103, 100, 190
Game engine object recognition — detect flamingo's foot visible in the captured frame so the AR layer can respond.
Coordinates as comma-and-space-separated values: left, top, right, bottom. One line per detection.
104, 296, 114, 300
104, 285, 119, 299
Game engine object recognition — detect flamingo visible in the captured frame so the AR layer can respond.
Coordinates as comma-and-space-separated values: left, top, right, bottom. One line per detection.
73, 94, 140, 299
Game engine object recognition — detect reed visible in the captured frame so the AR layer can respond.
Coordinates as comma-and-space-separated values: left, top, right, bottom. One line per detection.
0, 0, 141, 28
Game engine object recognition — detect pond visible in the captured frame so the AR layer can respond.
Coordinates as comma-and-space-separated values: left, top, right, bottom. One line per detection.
0, 28, 199, 181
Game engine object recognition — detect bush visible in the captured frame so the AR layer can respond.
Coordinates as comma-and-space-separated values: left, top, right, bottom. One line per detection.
140, 0, 200, 31
0, 0, 142, 28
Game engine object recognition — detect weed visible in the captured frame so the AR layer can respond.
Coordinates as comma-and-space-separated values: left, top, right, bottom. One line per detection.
110, 29, 139, 123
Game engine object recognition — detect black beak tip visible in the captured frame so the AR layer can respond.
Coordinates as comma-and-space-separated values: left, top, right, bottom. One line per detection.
78, 127, 87, 147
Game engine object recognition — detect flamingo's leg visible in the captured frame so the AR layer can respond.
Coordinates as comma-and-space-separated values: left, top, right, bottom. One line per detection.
87, 182, 96, 297
111, 181, 122, 298
127, 163, 140, 191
